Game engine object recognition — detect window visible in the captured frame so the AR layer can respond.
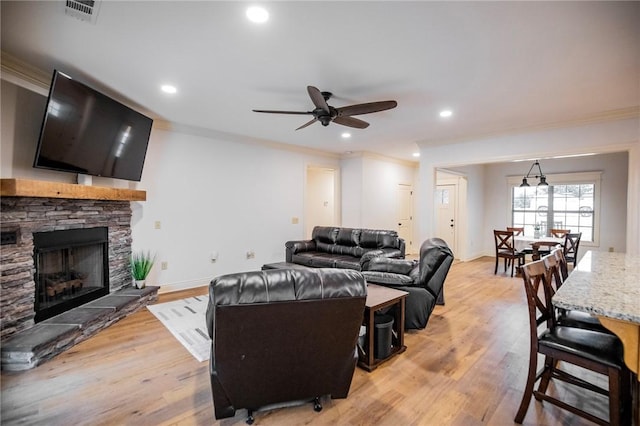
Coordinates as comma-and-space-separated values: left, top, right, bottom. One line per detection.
509, 172, 601, 245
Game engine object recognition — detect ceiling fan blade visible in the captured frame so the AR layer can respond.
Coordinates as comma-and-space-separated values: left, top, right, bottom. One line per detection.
336, 100, 397, 117
252, 109, 312, 115
333, 116, 369, 129
296, 118, 318, 130
307, 86, 330, 113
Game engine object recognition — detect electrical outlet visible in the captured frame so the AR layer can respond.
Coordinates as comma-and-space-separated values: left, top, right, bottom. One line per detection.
246, 251, 255, 259
291, 217, 299, 224
608, 247, 614, 252
154, 221, 161, 230
161, 261, 168, 270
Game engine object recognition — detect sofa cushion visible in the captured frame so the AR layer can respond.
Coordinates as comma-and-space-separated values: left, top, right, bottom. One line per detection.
360, 229, 399, 249
362, 271, 415, 286
312, 226, 338, 244
367, 257, 417, 275
333, 255, 362, 271
292, 252, 337, 268
290, 253, 316, 267
336, 228, 361, 246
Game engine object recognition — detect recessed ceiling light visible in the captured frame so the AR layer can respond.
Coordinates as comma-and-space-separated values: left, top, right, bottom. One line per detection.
439, 110, 452, 118
341, 132, 351, 139
161, 84, 177, 94
246, 6, 269, 23
412, 152, 420, 157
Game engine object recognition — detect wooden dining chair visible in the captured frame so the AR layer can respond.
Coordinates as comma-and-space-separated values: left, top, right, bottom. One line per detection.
493, 230, 525, 277
541, 249, 613, 335
550, 228, 571, 238
515, 260, 632, 426
507, 227, 530, 259
563, 232, 582, 269
507, 226, 524, 236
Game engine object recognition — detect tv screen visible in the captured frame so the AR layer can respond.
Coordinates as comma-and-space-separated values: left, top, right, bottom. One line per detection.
34, 70, 153, 182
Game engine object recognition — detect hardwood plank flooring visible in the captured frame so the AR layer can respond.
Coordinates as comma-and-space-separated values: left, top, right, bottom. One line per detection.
1, 257, 609, 425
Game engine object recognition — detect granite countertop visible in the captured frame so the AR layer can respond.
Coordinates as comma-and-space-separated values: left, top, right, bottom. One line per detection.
553, 250, 640, 323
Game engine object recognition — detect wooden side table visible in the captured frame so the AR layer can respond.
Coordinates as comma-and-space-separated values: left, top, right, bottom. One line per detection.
358, 283, 408, 372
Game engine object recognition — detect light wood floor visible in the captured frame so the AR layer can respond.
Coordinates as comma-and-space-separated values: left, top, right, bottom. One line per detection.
1, 257, 609, 425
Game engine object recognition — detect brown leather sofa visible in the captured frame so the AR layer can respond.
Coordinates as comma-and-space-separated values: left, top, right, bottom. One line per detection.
285, 226, 405, 271
205, 268, 367, 423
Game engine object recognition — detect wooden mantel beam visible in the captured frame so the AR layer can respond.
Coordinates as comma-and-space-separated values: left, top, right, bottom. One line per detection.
0, 179, 146, 201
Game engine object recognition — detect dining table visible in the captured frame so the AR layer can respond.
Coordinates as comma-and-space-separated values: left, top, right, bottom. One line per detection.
513, 235, 565, 254
553, 250, 640, 424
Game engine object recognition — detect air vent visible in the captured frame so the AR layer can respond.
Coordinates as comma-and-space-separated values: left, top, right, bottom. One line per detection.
64, 0, 101, 24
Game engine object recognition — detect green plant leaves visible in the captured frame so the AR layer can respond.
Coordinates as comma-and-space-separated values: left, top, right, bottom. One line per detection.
131, 250, 156, 280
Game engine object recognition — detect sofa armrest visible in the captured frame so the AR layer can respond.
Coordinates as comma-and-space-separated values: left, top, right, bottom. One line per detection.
285, 239, 316, 262
398, 238, 406, 258
360, 248, 404, 270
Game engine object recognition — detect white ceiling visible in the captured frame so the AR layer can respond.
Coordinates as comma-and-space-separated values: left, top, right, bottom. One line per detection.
2, 1, 639, 162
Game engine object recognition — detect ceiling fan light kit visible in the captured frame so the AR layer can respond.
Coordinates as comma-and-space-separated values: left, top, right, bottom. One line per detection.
253, 86, 397, 130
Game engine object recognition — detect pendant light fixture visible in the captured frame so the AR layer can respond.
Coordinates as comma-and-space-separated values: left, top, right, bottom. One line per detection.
520, 160, 548, 187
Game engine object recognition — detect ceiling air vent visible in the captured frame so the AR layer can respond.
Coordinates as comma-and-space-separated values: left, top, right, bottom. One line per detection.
64, 0, 101, 24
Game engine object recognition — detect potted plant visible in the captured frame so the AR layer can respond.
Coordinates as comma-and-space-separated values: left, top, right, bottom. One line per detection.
130, 250, 156, 289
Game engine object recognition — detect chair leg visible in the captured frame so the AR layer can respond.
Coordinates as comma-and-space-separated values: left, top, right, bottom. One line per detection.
495, 256, 499, 274
536, 356, 555, 398
608, 367, 621, 426
515, 347, 538, 423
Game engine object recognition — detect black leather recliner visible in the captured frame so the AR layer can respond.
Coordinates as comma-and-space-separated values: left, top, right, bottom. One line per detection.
362, 238, 454, 330
205, 268, 367, 423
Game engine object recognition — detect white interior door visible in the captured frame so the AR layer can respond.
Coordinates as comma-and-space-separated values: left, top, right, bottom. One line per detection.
435, 184, 457, 255
397, 185, 414, 254
305, 167, 336, 238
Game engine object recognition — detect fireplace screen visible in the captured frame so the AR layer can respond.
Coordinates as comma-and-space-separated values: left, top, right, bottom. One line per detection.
33, 227, 109, 322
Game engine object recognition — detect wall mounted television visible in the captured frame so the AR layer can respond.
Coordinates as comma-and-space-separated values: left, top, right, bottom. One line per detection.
33, 70, 153, 182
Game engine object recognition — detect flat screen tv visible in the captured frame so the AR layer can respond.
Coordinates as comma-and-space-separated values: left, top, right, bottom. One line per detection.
33, 70, 153, 182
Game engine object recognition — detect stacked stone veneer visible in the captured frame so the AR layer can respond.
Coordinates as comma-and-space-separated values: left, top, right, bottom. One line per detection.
0, 197, 133, 342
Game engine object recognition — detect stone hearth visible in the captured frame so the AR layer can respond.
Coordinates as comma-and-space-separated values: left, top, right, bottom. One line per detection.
0, 179, 151, 370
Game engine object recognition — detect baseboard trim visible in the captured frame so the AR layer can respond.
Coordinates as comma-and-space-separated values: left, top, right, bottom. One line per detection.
158, 278, 210, 294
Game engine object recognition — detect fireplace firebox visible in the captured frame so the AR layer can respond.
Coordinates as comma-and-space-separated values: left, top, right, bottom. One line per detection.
33, 227, 110, 322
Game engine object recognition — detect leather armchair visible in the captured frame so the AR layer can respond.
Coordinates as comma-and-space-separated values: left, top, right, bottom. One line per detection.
362, 238, 454, 330
206, 268, 367, 423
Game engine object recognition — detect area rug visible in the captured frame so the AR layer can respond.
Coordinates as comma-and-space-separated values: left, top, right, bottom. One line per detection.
147, 296, 210, 362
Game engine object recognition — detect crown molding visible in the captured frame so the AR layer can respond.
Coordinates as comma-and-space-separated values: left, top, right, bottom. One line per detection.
418, 106, 640, 147
154, 121, 342, 160
342, 151, 418, 168
1, 51, 51, 95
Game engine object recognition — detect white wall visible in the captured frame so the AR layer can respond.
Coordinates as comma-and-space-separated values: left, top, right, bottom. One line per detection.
418, 117, 640, 257
130, 128, 343, 291
340, 156, 363, 227
341, 154, 418, 237
2, 80, 416, 292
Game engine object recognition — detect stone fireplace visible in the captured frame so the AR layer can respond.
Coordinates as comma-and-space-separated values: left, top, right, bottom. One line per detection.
0, 179, 146, 342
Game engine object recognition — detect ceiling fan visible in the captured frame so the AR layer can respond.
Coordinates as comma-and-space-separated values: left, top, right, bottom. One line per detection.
252, 86, 397, 130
